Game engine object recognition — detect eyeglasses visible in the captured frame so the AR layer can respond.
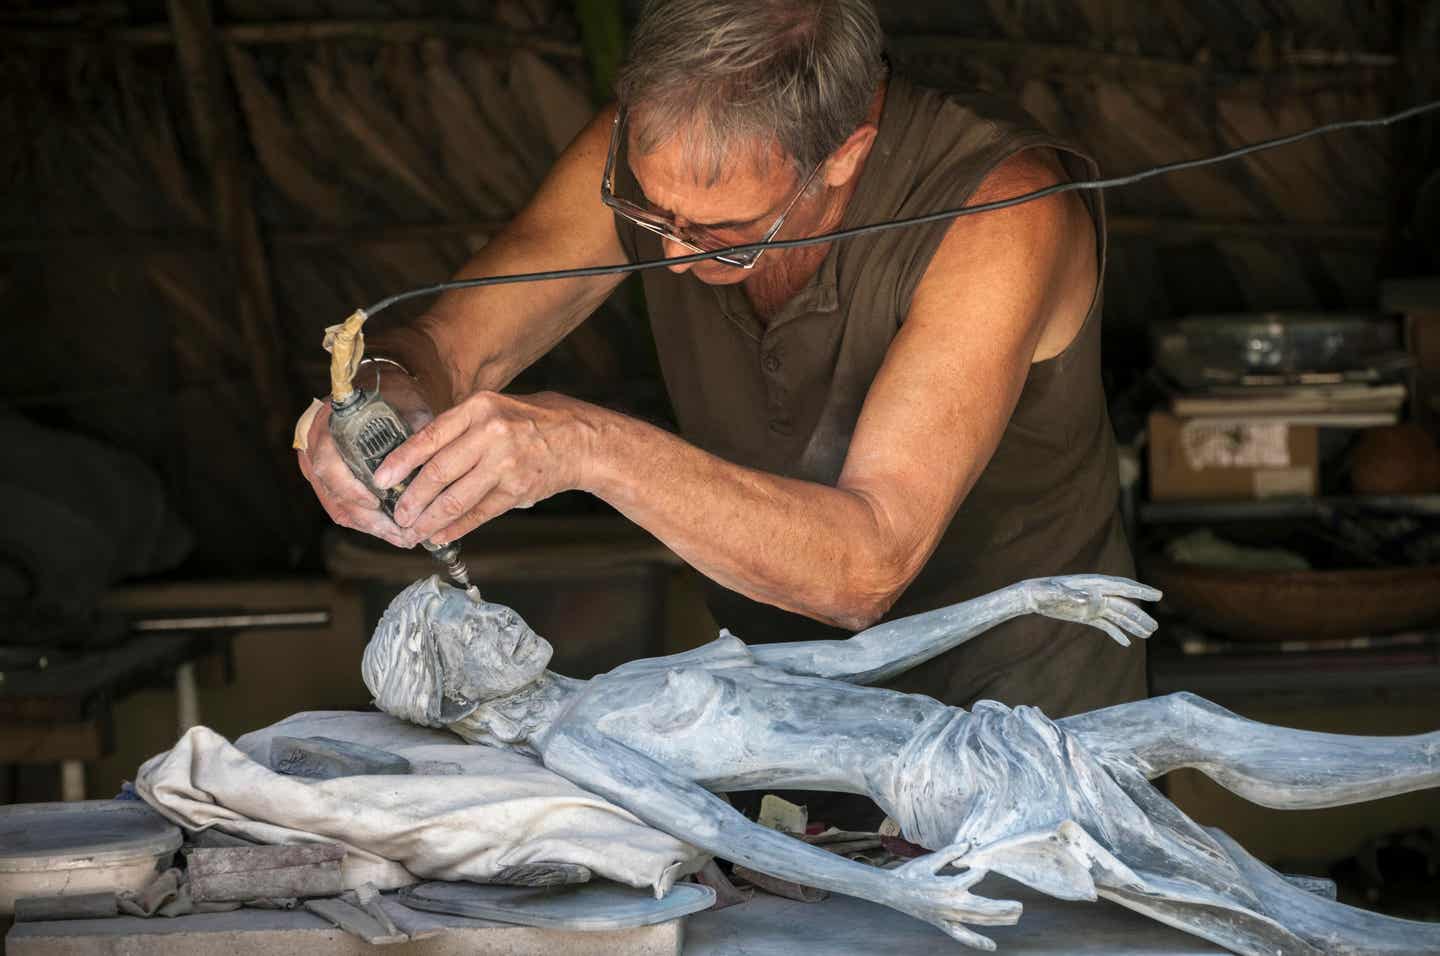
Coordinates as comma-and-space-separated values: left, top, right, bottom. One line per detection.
600, 106, 822, 269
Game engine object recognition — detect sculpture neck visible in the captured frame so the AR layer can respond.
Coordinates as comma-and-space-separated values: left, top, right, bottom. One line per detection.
446, 671, 583, 755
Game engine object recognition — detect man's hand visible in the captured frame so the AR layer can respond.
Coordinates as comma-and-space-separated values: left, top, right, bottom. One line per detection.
1024, 575, 1161, 647
373, 390, 596, 546
294, 368, 433, 548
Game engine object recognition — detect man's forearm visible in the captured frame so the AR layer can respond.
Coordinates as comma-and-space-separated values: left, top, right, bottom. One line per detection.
575, 405, 920, 630
360, 105, 629, 415
365, 321, 456, 415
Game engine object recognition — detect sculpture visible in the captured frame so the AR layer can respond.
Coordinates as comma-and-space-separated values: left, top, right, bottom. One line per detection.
363, 574, 1440, 956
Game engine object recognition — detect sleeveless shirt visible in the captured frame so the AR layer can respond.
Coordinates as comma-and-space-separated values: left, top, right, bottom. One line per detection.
614, 75, 1142, 718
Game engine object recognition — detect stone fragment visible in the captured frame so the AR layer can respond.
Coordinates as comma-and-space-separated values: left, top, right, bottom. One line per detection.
269, 736, 411, 779
187, 844, 345, 903
14, 892, 117, 922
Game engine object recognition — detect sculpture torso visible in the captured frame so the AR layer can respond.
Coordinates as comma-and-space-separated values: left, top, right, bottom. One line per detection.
543, 635, 950, 803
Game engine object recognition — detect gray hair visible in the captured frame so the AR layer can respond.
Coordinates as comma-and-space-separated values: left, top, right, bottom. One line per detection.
615, 0, 886, 183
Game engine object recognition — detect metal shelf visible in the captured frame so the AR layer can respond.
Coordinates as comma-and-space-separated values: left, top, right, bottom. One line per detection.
1140, 494, 1440, 524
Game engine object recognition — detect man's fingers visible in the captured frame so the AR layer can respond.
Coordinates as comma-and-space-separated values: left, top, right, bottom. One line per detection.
308, 469, 411, 547
374, 403, 473, 489
408, 467, 502, 542
432, 485, 519, 545
301, 425, 381, 509
393, 425, 494, 527
305, 398, 332, 452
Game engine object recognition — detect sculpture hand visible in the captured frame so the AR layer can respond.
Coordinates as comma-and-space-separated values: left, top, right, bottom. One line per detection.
1024, 575, 1161, 647
892, 842, 1022, 950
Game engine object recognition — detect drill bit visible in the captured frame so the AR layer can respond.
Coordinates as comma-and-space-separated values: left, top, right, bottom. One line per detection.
424, 540, 472, 591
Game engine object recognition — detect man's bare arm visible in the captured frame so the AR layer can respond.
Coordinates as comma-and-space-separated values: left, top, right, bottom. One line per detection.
749, 576, 1160, 684
573, 149, 1095, 627
297, 106, 627, 540
377, 150, 1098, 626
540, 726, 1021, 948
366, 105, 629, 411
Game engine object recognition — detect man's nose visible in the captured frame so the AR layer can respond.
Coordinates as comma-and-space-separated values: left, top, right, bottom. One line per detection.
662, 236, 695, 273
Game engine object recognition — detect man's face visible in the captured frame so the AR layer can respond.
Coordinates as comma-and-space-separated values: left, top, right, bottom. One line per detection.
626, 128, 819, 285
432, 586, 552, 714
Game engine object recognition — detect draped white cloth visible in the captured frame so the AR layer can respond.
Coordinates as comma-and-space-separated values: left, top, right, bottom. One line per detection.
135, 710, 704, 895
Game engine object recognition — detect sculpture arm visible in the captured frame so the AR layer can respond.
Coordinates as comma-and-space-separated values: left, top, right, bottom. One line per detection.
540, 725, 1022, 949
750, 576, 1160, 684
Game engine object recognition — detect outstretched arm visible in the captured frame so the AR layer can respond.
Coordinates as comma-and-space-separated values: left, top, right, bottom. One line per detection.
541, 726, 1021, 950
750, 575, 1160, 684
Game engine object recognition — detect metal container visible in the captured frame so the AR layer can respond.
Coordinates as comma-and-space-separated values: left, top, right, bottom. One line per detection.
0, 800, 181, 915
1153, 313, 1405, 390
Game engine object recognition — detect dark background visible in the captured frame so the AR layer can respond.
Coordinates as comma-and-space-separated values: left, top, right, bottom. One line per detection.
1, 0, 1437, 918
2, 0, 1435, 576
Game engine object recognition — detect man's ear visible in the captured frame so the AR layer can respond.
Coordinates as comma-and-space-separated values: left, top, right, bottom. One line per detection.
822, 122, 879, 188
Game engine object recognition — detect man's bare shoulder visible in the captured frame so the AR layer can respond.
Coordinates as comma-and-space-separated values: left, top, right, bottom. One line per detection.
914, 145, 1098, 360
970, 146, 1070, 204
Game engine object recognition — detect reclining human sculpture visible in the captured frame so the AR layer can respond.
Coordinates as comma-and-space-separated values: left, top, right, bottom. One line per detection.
362, 573, 1440, 956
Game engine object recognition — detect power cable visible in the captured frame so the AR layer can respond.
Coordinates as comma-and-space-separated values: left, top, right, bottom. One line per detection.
364, 97, 1440, 318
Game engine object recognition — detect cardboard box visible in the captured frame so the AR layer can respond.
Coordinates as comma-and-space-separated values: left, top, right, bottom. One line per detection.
1148, 411, 1318, 501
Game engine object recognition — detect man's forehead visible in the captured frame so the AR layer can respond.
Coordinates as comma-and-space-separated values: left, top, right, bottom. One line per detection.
627, 124, 797, 224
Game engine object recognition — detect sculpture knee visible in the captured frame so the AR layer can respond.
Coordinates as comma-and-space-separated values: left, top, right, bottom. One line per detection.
1158, 691, 1240, 725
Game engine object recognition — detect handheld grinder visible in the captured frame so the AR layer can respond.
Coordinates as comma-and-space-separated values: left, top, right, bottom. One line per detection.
323, 310, 471, 590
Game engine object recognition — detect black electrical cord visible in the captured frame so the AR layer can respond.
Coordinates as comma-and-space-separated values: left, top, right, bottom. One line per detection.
364, 97, 1440, 318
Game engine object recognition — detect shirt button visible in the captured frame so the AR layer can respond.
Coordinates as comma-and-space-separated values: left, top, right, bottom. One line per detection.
763, 353, 781, 373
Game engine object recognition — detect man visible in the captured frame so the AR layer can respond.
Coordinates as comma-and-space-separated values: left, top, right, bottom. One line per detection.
361, 573, 1440, 955
298, 0, 1137, 717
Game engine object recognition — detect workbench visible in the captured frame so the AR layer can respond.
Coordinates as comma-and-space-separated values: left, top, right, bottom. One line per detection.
7, 877, 1225, 955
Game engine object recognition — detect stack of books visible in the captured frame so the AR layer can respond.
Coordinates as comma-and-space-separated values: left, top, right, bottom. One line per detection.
1170, 382, 1406, 428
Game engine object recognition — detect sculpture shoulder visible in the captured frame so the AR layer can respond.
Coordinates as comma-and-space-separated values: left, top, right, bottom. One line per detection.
545, 664, 719, 734
596, 667, 726, 737
599, 630, 754, 680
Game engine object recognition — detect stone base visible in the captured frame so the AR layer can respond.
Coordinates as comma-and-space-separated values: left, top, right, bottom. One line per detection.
5, 876, 1236, 956
7, 903, 681, 956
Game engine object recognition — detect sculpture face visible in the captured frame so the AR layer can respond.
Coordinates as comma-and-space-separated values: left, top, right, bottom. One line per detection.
362, 576, 552, 728
433, 585, 553, 709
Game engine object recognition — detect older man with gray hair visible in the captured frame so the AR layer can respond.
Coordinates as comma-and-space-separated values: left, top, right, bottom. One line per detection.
298, 1, 1134, 726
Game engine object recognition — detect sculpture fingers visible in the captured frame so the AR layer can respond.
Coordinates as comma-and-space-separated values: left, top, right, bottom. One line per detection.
1104, 579, 1162, 603
1102, 599, 1158, 638
951, 890, 1023, 925
1064, 575, 1162, 603
1093, 619, 1131, 647
894, 840, 976, 879
937, 921, 997, 951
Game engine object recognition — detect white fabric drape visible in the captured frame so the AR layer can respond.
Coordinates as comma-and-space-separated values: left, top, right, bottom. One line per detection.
135, 710, 703, 895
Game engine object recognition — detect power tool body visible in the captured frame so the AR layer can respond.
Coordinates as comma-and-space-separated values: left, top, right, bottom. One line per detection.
328, 381, 471, 589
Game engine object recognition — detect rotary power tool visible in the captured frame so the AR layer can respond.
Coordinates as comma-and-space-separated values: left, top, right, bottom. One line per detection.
323, 310, 472, 590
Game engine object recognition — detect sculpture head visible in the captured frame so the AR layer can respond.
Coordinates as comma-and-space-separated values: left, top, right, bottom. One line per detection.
362, 575, 552, 729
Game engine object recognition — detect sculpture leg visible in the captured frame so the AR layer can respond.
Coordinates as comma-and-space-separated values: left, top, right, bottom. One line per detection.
1059, 691, 1440, 809
1197, 827, 1440, 956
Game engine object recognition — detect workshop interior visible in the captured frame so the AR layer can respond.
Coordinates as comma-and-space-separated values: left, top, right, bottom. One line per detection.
2, 1, 1439, 954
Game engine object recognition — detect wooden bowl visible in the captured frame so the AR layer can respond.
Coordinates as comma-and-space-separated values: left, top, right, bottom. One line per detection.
1140, 556, 1440, 641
